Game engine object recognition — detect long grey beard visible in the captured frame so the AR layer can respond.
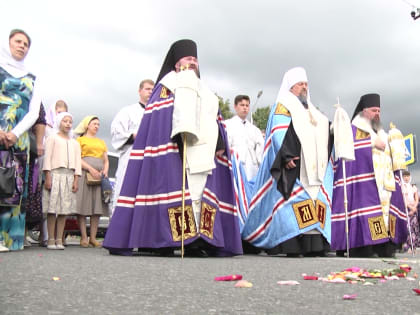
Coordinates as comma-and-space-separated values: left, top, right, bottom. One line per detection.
371, 119, 382, 133
298, 94, 308, 108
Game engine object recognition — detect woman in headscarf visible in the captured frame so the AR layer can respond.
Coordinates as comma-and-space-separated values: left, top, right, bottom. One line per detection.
0, 29, 42, 252
74, 116, 109, 248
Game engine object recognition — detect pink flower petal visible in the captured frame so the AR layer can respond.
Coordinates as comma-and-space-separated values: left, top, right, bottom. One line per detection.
303, 276, 318, 280
384, 276, 399, 281
343, 294, 357, 300
214, 275, 243, 281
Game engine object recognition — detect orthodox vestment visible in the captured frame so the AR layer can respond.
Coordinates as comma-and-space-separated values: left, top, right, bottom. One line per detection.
103, 70, 242, 256
225, 115, 264, 180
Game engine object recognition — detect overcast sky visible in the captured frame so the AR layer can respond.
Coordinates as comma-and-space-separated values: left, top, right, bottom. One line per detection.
2, 0, 420, 180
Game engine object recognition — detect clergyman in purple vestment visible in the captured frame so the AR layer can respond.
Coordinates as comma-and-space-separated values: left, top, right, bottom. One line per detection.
331, 93, 407, 257
103, 39, 243, 257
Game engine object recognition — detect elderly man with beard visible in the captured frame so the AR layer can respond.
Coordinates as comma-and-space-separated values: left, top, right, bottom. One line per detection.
103, 39, 242, 257
331, 93, 407, 257
241, 67, 334, 257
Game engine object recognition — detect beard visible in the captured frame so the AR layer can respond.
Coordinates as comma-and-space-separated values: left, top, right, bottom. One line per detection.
358, 112, 382, 132
185, 64, 199, 77
371, 118, 382, 132
297, 92, 308, 107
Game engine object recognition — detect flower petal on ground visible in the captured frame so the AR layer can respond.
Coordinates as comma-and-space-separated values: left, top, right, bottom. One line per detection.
214, 275, 243, 281
235, 280, 253, 288
277, 280, 300, 285
342, 294, 357, 300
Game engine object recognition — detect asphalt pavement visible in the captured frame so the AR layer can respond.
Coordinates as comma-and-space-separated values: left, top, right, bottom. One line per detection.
1, 245, 420, 315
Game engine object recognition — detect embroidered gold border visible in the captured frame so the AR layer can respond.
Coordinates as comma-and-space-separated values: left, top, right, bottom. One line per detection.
367, 216, 388, 241
355, 128, 370, 140
200, 202, 216, 239
168, 205, 197, 242
274, 102, 290, 116
292, 199, 318, 229
389, 214, 396, 239
315, 200, 327, 229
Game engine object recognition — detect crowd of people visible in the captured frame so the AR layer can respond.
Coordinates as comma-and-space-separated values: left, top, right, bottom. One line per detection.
1, 30, 419, 258
0, 30, 112, 252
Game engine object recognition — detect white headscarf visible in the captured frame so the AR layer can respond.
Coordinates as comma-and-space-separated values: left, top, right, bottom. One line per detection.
53, 112, 74, 138
276, 66, 311, 103
0, 31, 30, 77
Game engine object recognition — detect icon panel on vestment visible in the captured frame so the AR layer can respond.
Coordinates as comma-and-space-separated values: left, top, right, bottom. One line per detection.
168, 205, 197, 242
200, 202, 216, 239
315, 200, 327, 229
160, 86, 169, 99
274, 102, 290, 116
389, 214, 396, 239
292, 199, 318, 229
367, 215, 388, 241
355, 128, 370, 140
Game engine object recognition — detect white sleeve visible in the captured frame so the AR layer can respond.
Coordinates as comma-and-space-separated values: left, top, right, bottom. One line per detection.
11, 82, 42, 138
254, 127, 265, 164
110, 107, 132, 151
224, 120, 233, 148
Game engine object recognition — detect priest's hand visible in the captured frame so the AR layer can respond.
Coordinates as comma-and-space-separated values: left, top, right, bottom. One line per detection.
374, 138, 386, 151
285, 157, 299, 169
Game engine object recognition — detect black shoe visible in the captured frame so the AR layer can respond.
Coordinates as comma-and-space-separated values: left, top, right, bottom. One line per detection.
336, 250, 346, 257
155, 248, 175, 257
304, 250, 327, 257
286, 253, 303, 258
242, 241, 262, 255
184, 248, 208, 257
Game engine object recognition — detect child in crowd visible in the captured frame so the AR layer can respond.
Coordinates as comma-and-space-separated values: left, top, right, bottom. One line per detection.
42, 112, 82, 250
45, 100, 68, 138
40, 100, 69, 247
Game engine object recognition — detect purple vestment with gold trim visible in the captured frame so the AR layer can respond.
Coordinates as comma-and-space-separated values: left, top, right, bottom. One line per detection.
103, 84, 243, 256
331, 125, 407, 251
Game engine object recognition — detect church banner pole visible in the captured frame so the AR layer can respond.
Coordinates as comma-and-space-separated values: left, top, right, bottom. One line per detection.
400, 169, 415, 256
342, 160, 350, 258
335, 98, 352, 258
181, 133, 187, 259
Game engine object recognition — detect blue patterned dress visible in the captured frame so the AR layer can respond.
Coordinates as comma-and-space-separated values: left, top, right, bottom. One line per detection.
0, 66, 35, 250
